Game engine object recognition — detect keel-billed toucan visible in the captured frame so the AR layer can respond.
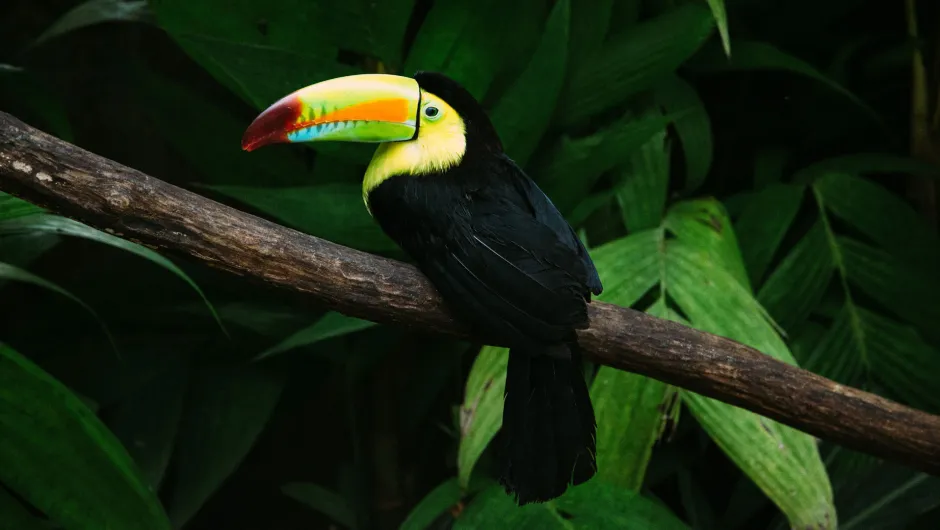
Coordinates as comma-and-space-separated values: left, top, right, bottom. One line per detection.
242, 72, 603, 504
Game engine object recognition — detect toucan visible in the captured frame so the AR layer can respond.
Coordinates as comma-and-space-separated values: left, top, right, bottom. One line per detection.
241, 71, 603, 504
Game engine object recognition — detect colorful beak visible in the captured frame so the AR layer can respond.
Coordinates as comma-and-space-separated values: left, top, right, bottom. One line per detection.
241, 74, 421, 152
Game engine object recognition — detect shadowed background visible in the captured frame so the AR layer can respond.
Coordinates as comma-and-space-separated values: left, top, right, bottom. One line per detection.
1, 1, 940, 529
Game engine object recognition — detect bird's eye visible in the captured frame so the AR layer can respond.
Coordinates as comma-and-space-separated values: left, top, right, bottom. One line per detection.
424, 105, 441, 120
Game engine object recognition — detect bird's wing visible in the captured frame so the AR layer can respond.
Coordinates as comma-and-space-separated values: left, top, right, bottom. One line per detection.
418, 208, 591, 348
500, 158, 603, 296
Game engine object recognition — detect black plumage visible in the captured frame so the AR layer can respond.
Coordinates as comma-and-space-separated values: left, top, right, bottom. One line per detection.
366, 72, 603, 504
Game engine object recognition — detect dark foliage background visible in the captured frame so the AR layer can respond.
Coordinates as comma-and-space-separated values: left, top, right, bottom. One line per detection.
2, 0, 940, 529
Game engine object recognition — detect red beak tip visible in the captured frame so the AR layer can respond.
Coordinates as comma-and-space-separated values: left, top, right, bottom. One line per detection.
240, 137, 258, 152
241, 95, 302, 153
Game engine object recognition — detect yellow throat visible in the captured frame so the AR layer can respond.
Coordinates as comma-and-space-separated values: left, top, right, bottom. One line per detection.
362, 90, 467, 211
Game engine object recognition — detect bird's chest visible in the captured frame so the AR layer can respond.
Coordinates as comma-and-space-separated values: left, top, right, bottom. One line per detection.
366, 174, 474, 255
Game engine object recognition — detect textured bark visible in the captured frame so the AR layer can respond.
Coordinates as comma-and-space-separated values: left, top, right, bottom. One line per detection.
3, 110, 940, 476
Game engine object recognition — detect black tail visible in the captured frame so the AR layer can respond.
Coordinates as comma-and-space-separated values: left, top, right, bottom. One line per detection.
498, 342, 597, 505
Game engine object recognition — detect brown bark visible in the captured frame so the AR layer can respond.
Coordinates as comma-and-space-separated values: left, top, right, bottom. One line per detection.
2, 111, 940, 476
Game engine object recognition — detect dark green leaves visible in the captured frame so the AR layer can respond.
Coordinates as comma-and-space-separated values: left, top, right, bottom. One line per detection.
590, 229, 668, 489
456, 481, 689, 529
457, 346, 507, 489
400, 478, 463, 530
206, 184, 399, 253
30, 0, 151, 48
0, 262, 115, 350
0, 486, 45, 530
814, 172, 940, 267
654, 76, 713, 193
152, 0, 413, 68
704, 0, 731, 55
405, 0, 544, 99
282, 482, 356, 529
489, 0, 570, 166
0, 214, 223, 331
150, 0, 385, 115
691, 40, 880, 122
615, 126, 670, 232
0, 344, 170, 530
734, 183, 806, 287
166, 362, 286, 527
255, 311, 376, 360
535, 109, 676, 213
0, 192, 43, 220
653, 201, 836, 528
109, 360, 189, 489
559, 3, 714, 126
757, 220, 833, 333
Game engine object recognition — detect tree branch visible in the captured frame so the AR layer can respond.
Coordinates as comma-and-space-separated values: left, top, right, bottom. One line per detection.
2, 111, 940, 476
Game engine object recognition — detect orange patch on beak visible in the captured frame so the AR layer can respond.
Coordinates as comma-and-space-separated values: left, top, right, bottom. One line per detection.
291, 98, 413, 134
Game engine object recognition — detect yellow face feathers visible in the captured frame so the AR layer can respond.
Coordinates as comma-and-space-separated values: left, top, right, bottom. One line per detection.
362, 90, 466, 205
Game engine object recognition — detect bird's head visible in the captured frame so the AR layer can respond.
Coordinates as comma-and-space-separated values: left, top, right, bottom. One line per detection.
242, 72, 502, 172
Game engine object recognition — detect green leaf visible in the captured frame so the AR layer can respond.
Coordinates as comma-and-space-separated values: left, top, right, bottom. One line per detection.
457, 345, 507, 489
456, 481, 689, 529
590, 228, 661, 307
555, 480, 689, 529
589, 229, 669, 490
169, 32, 356, 111
404, 0, 543, 100
863, 308, 940, 413
31, 0, 151, 48
591, 368, 673, 491
176, 301, 310, 338
734, 183, 805, 287
490, 0, 570, 166
662, 202, 836, 529
666, 244, 786, 365
282, 482, 356, 529
615, 125, 670, 232
205, 184, 399, 253
152, 0, 411, 68
535, 109, 677, 214
832, 451, 940, 530
679, 397, 836, 528
152, 3, 374, 166
814, 172, 940, 268
254, 311, 377, 360
108, 358, 188, 489
757, 220, 834, 333
838, 237, 940, 343
690, 40, 881, 124
0, 486, 46, 530
133, 66, 311, 187
167, 362, 286, 527
792, 153, 940, 185
678, 468, 718, 530
0, 214, 224, 334
558, 3, 714, 126
0, 261, 115, 351
0, 68, 74, 141
0, 343, 170, 530
0, 194, 58, 271
0, 192, 43, 220
797, 306, 866, 387
566, 189, 617, 228
665, 199, 751, 290
400, 478, 462, 530
753, 148, 789, 189
654, 76, 713, 193
609, 0, 643, 31
567, 0, 614, 65
704, 0, 731, 56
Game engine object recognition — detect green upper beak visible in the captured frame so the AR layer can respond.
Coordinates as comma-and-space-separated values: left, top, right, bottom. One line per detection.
241, 74, 421, 152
